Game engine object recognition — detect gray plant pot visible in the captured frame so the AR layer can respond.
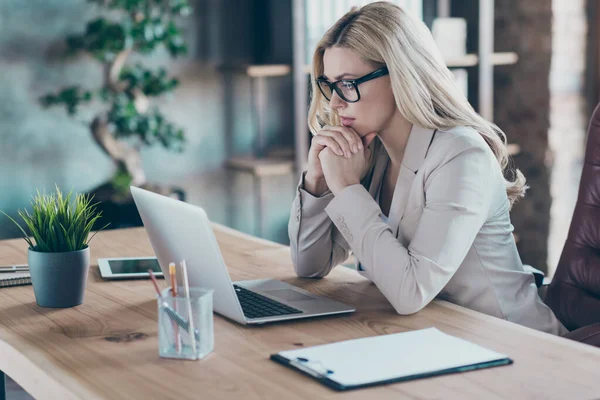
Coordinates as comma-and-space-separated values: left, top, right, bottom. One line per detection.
28, 247, 90, 308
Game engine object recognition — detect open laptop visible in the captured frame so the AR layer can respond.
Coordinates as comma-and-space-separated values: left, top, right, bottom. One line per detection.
130, 186, 355, 325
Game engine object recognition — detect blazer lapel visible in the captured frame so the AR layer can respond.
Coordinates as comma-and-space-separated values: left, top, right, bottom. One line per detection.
386, 125, 436, 237
367, 142, 390, 198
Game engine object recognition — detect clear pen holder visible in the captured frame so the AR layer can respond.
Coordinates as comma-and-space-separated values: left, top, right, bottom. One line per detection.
158, 287, 214, 360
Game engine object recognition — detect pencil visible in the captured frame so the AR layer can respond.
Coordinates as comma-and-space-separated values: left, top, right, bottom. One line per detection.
169, 262, 181, 353
148, 269, 162, 296
169, 262, 177, 297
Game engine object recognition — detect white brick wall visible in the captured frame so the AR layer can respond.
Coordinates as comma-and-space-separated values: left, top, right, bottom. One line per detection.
550, 0, 587, 93
547, 0, 587, 275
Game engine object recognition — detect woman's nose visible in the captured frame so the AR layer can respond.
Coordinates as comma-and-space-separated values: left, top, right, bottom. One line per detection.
330, 91, 347, 110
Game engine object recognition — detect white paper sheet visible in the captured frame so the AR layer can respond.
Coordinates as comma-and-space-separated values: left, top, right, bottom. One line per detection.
278, 328, 509, 387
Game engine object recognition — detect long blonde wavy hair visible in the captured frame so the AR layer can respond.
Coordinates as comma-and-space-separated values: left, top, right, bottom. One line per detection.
308, 1, 527, 207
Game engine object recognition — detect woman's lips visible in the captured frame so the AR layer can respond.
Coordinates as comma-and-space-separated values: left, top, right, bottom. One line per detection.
341, 117, 355, 126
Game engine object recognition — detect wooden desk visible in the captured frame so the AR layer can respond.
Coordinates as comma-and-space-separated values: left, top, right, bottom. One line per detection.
0, 227, 598, 399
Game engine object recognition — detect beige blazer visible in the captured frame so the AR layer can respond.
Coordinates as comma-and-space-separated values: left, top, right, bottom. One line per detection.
288, 125, 567, 336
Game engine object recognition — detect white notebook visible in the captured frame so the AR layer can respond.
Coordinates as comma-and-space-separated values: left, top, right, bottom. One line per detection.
270, 327, 512, 391
0, 272, 31, 288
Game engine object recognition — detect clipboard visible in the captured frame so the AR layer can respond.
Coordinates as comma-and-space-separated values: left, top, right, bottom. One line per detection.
270, 328, 513, 391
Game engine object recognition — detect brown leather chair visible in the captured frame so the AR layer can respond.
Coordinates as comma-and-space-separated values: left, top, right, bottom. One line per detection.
545, 103, 600, 347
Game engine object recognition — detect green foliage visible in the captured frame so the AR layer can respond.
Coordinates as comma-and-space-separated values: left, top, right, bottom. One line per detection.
90, 0, 192, 16
40, 87, 94, 116
120, 63, 179, 97
107, 93, 185, 150
66, 18, 127, 62
67, 0, 190, 62
0, 186, 109, 253
110, 164, 134, 194
39, 0, 190, 153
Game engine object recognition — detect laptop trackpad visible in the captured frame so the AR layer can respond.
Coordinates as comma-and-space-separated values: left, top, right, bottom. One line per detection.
264, 289, 315, 302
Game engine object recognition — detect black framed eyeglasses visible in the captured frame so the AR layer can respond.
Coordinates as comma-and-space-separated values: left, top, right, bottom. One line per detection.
316, 66, 389, 103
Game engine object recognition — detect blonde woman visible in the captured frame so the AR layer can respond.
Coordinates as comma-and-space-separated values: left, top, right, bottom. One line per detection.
288, 1, 567, 335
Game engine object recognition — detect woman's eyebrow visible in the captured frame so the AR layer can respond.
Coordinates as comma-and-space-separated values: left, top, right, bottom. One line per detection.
322, 72, 359, 81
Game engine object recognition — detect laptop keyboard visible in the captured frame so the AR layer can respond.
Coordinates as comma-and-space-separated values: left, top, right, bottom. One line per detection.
233, 285, 303, 319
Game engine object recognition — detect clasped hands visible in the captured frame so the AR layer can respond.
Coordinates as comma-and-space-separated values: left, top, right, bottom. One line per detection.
306, 125, 377, 196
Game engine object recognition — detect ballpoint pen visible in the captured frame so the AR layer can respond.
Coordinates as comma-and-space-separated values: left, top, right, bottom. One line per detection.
180, 260, 198, 357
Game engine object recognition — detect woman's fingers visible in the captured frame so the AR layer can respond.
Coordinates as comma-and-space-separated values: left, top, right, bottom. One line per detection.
312, 135, 344, 157
318, 129, 353, 158
322, 125, 363, 153
313, 126, 375, 158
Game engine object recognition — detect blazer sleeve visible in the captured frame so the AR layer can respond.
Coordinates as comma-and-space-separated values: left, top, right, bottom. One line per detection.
324, 140, 495, 314
288, 171, 351, 278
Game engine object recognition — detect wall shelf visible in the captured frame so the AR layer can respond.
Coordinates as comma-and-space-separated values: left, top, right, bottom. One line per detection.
445, 52, 519, 68
246, 64, 291, 78
225, 156, 294, 177
300, 52, 518, 75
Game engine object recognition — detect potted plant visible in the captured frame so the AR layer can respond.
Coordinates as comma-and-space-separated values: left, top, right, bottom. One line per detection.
1, 186, 108, 308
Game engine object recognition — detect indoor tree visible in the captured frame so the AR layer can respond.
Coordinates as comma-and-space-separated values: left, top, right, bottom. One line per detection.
40, 0, 191, 194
